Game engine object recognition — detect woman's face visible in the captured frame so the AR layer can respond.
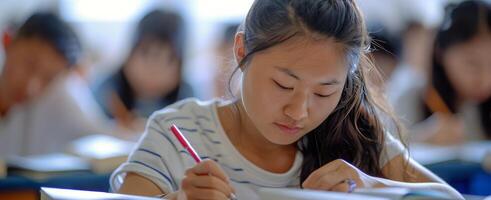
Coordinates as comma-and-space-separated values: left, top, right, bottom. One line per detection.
442, 32, 491, 103
238, 36, 349, 145
125, 41, 180, 99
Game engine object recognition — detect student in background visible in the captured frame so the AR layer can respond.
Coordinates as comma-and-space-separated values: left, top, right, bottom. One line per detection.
367, 29, 401, 89
94, 9, 193, 134
110, 0, 462, 199
388, 0, 491, 145
0, 12, 109, 156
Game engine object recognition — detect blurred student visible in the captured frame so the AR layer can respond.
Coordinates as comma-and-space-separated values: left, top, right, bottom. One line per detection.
0, 12, 109, 156
388, 0, 491, 145
367, 29, 401, 89
94, 9, 193, 133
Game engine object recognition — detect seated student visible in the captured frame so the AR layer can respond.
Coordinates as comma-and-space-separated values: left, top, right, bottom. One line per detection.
366, 29, 401, 89
388, 0, 491, 145
94, 9, 193, 133
110, 0, 463, 199
0, 12, 109, 157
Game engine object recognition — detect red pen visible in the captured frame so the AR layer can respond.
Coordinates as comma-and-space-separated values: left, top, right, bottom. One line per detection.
170, 124, 202, 163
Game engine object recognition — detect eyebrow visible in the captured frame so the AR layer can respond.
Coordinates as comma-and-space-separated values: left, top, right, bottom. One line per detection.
274, 66, 340, 85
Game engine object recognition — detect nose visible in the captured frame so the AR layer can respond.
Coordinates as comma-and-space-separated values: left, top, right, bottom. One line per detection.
284, 91, 309, 121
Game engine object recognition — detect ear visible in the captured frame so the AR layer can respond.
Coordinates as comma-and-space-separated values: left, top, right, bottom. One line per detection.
233, 32, 246, 70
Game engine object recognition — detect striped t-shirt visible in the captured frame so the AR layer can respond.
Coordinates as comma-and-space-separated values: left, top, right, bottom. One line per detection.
110, 98, 405, 200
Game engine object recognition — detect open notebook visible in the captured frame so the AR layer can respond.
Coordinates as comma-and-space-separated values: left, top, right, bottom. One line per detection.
258, 187, 455, 200
6, 134, 135, 180
40, 187, 464, 200
40, 188, 159, 200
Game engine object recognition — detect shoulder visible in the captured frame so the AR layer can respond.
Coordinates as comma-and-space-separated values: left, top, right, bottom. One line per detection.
124, 98, 218, 161
379, 130, 407, 167
146, 98, 220, 137
151, 98, 217, 120
138, 98, 223, 164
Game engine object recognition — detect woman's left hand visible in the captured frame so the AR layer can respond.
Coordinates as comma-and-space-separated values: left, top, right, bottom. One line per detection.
302, 159, 383, 192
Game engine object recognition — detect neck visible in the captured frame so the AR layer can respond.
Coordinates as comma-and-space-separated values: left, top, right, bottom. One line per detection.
218, 100, 297, 173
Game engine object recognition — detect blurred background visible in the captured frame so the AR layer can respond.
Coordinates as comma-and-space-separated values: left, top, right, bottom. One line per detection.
0, 0, 490, 199
0, 0, 251, 99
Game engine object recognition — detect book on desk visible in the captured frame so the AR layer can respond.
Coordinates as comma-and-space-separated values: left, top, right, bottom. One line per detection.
7, 153, 91, 180
5, 134, 135, 180
40, 187, 159, 200
258, 187, 456, 200
40, 187, 458, 200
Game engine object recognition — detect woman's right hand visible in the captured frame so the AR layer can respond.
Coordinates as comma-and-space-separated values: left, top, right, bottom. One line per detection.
172, 159, 236, 200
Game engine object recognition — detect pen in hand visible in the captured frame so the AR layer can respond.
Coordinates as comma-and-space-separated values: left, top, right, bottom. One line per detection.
170, 124, 237, 200
170, 124, 202, 163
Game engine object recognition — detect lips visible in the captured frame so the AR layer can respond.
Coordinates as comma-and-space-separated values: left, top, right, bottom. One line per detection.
274, 122, 302, 134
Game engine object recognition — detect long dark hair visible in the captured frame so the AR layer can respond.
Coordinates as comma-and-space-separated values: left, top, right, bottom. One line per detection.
17, 12, 81, 67
229, 0, 401, 183
427, 0, 491, 137
117, 9, 185, 112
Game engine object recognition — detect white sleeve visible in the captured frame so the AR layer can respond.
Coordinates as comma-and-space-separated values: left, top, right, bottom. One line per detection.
387, 65, 427, 126
379, 131, 408, 167
110, 113, 185, 193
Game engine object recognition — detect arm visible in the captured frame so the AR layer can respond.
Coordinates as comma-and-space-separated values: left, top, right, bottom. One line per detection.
302, 157, 463, 200
379, 154, 463, 199
117, 161, 235, 200
110, 115, 179, 197
118, 172, 167, 196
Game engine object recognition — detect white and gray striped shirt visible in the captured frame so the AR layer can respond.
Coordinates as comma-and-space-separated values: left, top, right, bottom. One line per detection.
110, 98, 405, 200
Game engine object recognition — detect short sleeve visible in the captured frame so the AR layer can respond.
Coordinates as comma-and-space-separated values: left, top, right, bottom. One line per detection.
387, 65, 427, 126
110, 112, 184, 193
379, 131, 408, 167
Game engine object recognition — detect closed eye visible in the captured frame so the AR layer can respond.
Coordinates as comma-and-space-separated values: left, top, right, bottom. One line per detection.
273, 79, 293, 90
314, 93, 332, 98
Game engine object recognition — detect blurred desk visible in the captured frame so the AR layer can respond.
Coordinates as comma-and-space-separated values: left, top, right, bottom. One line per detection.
0, 172, 110, 200
410, 142, 491, 196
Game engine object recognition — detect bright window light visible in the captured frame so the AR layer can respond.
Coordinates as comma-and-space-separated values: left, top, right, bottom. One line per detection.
191, 0, 253, 21
60, 0, 150, 22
